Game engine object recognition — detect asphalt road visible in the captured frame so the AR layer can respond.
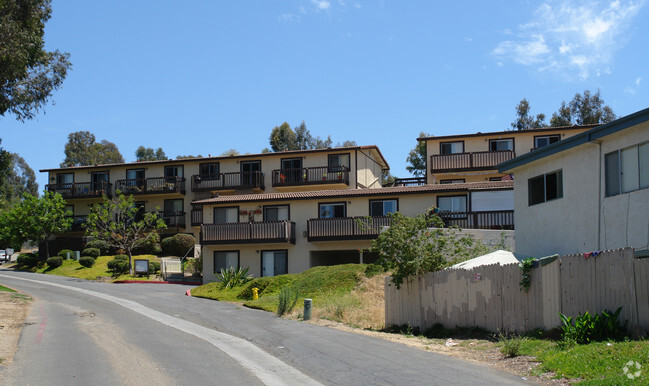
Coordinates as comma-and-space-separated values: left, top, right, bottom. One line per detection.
0, 270, 528, 385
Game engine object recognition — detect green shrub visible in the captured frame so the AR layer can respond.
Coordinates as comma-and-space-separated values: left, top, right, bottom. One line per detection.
238, 277, 274, 300
81, 247, 100, 258
57, 249, 73, 259
498, 333, 525, 357
364, 263, 383, 278
46, 256, 63, 268
148, 261, 160, 274
79, 256, 95, 268
215, 266, 253, 289
84, 239, 112, 255
277, 286, 299, 316
16, 253, 39, 267
107, 255, 130, 274
559, 306, 627, 345
161, 234, 195, 256
132, 232, 162, 255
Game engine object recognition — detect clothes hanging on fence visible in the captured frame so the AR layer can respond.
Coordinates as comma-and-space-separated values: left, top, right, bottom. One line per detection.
583, 250, 602, 259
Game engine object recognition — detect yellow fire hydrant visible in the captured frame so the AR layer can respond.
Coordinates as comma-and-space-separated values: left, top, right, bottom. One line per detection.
252, 287, 259, 300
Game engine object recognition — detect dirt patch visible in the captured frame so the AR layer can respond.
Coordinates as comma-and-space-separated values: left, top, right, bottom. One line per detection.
0, 290, 32, 366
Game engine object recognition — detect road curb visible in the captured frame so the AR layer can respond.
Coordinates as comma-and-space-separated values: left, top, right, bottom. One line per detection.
113, 280, 202, 285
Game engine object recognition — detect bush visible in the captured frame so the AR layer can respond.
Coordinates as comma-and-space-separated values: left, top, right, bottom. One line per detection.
559, 306, 627, 345
79, 256, 95, 268
107, 255, 130, 274
277, 286, 299, 316
46, 256, 63, 268
161, 233, 195, 257
84, 239, 113, 255
16, 253, 39, 267
149, 261, 160, 274
132, 232, 162, 255
216, 266, 252, 289
81, 247, 100, 258
57, 249, 73, 259
498, 333, 525, 357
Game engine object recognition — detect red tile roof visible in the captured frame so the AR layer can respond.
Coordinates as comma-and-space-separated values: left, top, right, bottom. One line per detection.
192, 180, 513, 205
417, 124, 598, 141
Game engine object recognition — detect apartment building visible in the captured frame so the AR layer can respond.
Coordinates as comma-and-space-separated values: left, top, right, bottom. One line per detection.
418, 125, 596, 184
40, 146, 389, 251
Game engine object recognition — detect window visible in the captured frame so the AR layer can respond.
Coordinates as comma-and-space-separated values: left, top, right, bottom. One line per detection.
261, 250, 288, 277
605, 142, 649, 196
91, 172, 109, 192
534, 135, 560, 148
213, 207, 238, 223
264, 205, 289, 221
164, 165, 184, 178
126, 169, 144, 180
489, 138, 514, 152
440, 141, 464, 155
437, 196, 467, 212
528, 170, 563, 205
214, 251, 239, 273
370, 199, 397, 216
328, 154, 350, 172
56, 173, 73, 185
440, 179, 465, 184
319, 202, 346, 218
281, 158, 303, 184
241, 161, 261, 186
199, 162, 219, 177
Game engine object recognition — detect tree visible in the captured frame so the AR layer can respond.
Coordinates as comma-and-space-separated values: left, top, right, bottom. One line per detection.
0, 140, 13, 207
406, 132, 428, 177
550, 90, 616, 126
369, 209, 490, 288
336, 140, 358, 147
221, 148, 240, 156
0, 192, 71, 258
269, 122, 297, 151
0, 0, 72, 121
176, 154, 203, 160
1, 153, 38, 209
511, 99, 546, 130
135, 146, 167, 161
85, 192, 167, 275
60, 131, 124, 167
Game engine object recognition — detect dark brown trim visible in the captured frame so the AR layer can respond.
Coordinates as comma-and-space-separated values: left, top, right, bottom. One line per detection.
260, 249, 289, 277
418, 124, 598, 142
40, 146, 389, 173
488, 137, 515, 153
213, 250, 240, 273
318, 201, 347, 218
368, 198, 399, 216
213, 205, 240, 224
439, 140, 465, 155
262, 204, 290, 221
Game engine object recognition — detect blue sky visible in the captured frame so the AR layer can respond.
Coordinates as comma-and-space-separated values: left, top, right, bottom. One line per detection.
2, 0, 648, 192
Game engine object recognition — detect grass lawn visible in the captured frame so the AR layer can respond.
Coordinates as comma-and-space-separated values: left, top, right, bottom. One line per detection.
0, 284, 16, 292
27, 255, 162, 281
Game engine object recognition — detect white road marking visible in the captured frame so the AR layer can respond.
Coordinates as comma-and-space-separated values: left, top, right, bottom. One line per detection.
0, 274, 322, 386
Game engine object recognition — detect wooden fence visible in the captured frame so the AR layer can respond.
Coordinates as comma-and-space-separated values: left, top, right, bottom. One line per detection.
385, 248, 649, 333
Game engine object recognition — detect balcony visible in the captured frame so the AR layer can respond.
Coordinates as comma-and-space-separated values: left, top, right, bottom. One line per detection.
191, 172, 264, 192
115, 177, 186, 196
159, 211, 186, 228
272, 166, 349, 187
191, 208, 203, 226
437, 210, 514, 230
390, 177, 426, 187
46, 182, 112, 199
200, 221, 295, 245
430, 151, 515, 173
307, 216, 391, 242
66, 215, 87, 232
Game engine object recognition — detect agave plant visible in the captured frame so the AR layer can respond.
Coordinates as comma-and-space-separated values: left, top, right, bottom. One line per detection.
216, 266, 253, 288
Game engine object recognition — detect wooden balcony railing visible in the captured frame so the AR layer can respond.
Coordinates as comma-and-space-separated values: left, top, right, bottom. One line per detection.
191, 172, 265, 192
66, 215, 87, 231
201, 221, 295, 245
430, 151, 515, 173
46, 182, 112, 199
437, 210, 514, 230
159, 211, 186, 228
190, 208, 203, 226
307, 216, 391, 241
391, 177, 426, 187
272, 166, 349, 187
115, 177, 186, 195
